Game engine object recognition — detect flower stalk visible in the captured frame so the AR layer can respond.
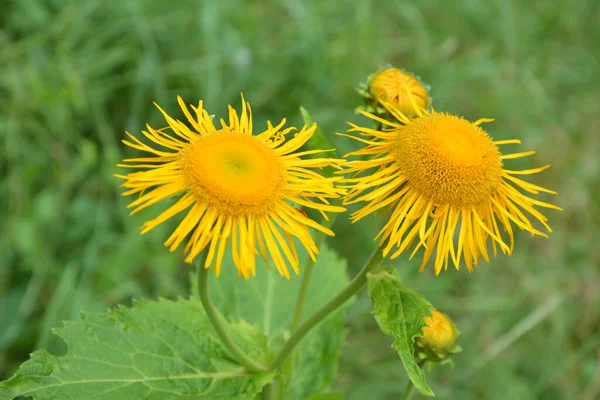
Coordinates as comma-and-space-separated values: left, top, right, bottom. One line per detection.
289, 213, 340, 332
400, 379, 417, 400
271, 246, 385, 370
197, 264, 268, 373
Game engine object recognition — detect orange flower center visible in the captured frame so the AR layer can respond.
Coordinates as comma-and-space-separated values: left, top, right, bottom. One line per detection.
181, 132, 285, 216
392, 113, 503, 206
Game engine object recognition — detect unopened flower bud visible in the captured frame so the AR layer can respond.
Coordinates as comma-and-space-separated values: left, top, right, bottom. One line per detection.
415, 310, 461, 363
369, 67, 430, 116
357, 67, 431, 122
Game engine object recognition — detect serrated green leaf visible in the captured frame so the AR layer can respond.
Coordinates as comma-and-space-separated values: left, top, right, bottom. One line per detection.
208, 243, 349, 399
0, 299, 274, 400
366, 268, 435, 397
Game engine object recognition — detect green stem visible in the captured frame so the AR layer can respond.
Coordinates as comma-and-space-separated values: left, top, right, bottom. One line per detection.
289, 214, 338, 332
267, 214, 339, 398
400, 379, 416, 400
197, 265, 267, 373
271, 246, 385, 370
289, 258, 316, 332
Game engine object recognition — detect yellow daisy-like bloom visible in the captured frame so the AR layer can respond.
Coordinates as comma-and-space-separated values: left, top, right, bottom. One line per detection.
117, 96, 345, 279
369, 67, 430, 117
342, 104, 562, 274
418, 310, 458, 352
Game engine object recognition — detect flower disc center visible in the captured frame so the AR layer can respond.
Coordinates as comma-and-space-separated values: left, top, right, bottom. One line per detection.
181, 132, 285, 215
392, 113, 503, 206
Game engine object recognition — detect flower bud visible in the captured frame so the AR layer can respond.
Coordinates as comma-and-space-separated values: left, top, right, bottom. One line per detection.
357, 67, 431, 120
415, 310, 461, 363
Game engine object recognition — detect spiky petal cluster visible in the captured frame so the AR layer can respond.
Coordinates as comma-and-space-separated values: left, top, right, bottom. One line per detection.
118, 96, 345, 279
342, 104, 561, 274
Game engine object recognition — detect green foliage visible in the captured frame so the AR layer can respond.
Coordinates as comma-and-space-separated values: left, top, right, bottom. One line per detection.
367, 268, 434, 396
305, 393, 345, 400
300, 107, 335, 152
300, 106, 339, 178
0, 0, 598, 399
0, 299, 274, 400
206, 243, 350, 399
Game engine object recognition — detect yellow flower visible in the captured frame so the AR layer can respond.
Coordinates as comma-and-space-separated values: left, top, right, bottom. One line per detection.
342, 104, 562, 274
418, 310, 458, 352
117, 96, 345, 279
368, 67, 430, 117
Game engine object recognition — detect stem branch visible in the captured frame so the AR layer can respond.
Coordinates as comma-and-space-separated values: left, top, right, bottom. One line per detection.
289, 214, 338, 332
289, 258, 316, 332
271, 247, 384, 369
197, 265, 267, 373
400, 378, 416, 400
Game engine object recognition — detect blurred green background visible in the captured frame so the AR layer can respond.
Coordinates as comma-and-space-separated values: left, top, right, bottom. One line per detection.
1, 0, 598, 398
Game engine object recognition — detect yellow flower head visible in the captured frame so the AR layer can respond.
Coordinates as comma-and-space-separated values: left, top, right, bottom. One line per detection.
418, 310, 458, 352
368, 67, 430, 117
117, 96, 345, 279
342, 103, 562, 274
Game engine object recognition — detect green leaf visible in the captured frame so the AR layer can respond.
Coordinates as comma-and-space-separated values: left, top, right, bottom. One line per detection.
366, 268, 435, 397
0, 299, 274, 400
305, 392, 345, 400
300, 106, 335, 152
299, 107, 338, 178
208, 243, 350, 399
